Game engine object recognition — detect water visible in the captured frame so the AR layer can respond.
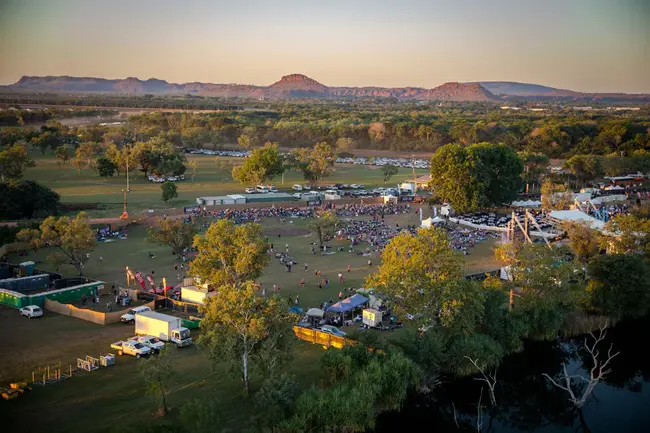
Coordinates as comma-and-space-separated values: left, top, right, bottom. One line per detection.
376, 316, 650, 433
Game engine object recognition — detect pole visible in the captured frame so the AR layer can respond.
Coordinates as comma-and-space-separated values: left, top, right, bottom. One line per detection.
126, 146, 130, 192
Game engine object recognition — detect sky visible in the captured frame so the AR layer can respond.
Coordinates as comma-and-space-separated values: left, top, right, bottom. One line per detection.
0, 0, 649, 93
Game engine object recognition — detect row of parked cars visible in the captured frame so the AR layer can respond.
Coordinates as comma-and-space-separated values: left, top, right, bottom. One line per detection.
185, 149, 249, 157
336, 156, 430, 169
184, 147, 429, 169
147, 174, 185, 183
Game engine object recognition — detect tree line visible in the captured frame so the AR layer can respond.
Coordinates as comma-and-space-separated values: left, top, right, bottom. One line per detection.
2, 104, 649, 159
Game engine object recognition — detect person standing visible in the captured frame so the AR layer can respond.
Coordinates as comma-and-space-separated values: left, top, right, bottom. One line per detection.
347, 264, 351, 272
304, 263, 308, 271
338, 291, 343, 301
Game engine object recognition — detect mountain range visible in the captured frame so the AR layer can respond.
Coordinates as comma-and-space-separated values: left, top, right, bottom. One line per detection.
4, 74, 649, 103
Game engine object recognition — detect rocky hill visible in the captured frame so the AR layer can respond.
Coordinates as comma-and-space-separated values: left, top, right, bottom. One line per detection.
5, 74, 648, 102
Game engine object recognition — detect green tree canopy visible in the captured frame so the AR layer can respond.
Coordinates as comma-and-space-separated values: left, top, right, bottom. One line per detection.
160, 181, 178, 203
199, 281, 295, 396
147, 217, 197, 255
96, 157, 117, 179
291, 142, 336, 186
0, 143, 36, 182
0, 181, 60, 219
189, 219, 269, 287
307, 210, 340, 247
429, 142, 522, 212
16, 212, 96, 276
232, 142, 284, 185
381, 164, 399, 184
587, 254, 650, 320
140, 347, 174, 415
366, 227, 465, 327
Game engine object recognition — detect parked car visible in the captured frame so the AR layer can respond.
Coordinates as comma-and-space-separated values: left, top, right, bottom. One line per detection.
19, 305, 43, 318
245, 187, 255, 194
303, 185, 311, 190
120, 305, 152, 324
110, 340, 152, 358
129, 335, 165, 353
319, 325, 347, 337
269, 184, 278, 193
292, 184, 303, 191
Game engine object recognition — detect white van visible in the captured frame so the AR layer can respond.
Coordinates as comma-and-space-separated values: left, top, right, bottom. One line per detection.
256, 185, 269, 193
121, 305, 152, 324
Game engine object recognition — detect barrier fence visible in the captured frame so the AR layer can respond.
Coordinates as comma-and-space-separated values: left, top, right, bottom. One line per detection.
292, 325, 352, 350
43, 298, 156, 325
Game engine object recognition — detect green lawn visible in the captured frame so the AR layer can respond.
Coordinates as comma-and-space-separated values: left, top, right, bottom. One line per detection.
20, 153, 429, 218
1, 152, 502, 432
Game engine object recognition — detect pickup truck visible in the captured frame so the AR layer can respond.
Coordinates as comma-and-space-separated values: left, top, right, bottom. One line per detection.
110, 340, 152, 358
129, 335, 165, 353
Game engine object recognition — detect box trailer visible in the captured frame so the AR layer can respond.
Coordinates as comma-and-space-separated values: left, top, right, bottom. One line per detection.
135, 311, 193, 347
181, 286, 208, 305
362, 308, 383, 328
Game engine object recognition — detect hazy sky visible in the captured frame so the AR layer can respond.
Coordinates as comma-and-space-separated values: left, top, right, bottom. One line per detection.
1, 0, 649, 92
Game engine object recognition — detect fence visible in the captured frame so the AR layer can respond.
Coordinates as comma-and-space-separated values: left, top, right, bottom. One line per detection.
44, 298, 156, 325
292, 325, 352, 350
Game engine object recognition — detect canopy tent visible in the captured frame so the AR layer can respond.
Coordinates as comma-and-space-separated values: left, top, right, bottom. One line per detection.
549, 210, 605, 230
511, 199, 542, 208
421, 216, 445, 228
591, 194, 627, 205
288, 306, 304, 314
327, 294, 369, 313
306, 308, 324, 318
383, 195, 398, 204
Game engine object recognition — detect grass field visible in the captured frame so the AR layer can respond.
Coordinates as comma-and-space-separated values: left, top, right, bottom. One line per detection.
19, 152, 429, 218
0, 152, 502, 432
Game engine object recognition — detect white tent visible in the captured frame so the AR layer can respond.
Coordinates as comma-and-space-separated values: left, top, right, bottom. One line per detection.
549, 210, 605, 230
306, 308, 324, 318
421, 216, 444, 228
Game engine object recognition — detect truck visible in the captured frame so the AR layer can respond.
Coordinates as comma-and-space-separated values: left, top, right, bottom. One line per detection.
135, 311, 193, 348
110, 340, 152, 358
128, 335, 166, 353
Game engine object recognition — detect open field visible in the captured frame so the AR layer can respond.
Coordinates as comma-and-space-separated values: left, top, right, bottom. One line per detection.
18, 152, 429, 219
0, 150, 502, 432
0, 303, 327, 433
0, 209, 502, 432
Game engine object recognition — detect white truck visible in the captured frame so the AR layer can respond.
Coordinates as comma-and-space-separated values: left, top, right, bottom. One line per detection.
110, 340, 152, 358
129, 335, 166, 353
135, 311, 193, 348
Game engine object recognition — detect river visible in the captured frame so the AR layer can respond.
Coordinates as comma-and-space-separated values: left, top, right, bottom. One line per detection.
375, 316, 650, 433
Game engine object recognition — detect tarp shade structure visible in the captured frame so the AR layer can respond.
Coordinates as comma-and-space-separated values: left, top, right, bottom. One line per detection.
421, 216, 445, 228
306, 307, 324, 317
327, 294, 369, 313
549, 210, 605, 230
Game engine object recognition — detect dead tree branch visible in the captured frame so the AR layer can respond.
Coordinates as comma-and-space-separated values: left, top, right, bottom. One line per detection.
542, 321, 620, 408
465, 356, 498, 407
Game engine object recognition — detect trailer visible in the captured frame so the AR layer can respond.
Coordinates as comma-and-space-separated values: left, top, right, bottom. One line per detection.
362, 308, 383, 328
135, 311, 193, 347
181, 285, 207, 305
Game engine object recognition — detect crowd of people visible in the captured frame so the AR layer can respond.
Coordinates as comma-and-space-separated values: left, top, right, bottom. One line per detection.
208, 206, 315, 224
334, 203, 412, 218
